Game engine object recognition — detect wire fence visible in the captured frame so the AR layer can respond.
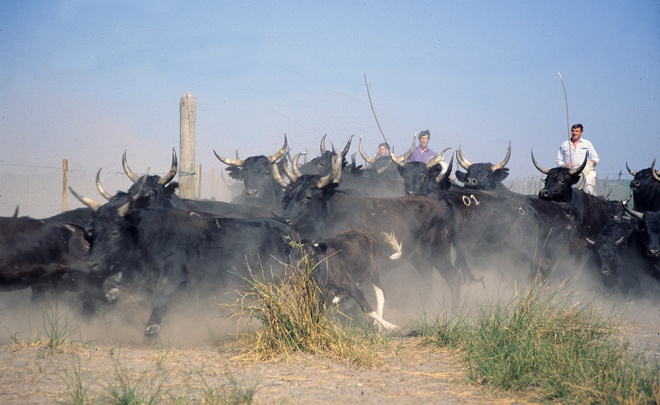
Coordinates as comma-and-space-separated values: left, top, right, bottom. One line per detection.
0, 165, 633, 219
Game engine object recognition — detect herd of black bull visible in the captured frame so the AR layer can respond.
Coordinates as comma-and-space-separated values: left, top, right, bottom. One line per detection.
2, 135, 659, 337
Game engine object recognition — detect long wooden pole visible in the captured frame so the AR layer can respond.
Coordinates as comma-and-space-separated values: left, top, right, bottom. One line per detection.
179, 93, 196, 199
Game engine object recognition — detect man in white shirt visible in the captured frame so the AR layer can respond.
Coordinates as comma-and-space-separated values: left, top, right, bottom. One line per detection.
556, 123, 600, 195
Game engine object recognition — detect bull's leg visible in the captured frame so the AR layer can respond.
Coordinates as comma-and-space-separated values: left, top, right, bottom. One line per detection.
426, 250, 462, 310
145, 276, 184, 336
339, 284, 398, 332
370, 271, 385, 320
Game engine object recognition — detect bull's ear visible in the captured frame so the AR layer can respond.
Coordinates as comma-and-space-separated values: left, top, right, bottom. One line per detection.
492, 168, 510, 182
313, 242, 328, 254
397, 166, 405, 176
165, 182, 179, 197
226, 167, 244, 181
455, 170, 467, 182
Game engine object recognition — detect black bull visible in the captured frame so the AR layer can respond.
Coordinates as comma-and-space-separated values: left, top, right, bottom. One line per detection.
79, 191, 294, 336
627, 160, 660, 213
0, 216, 94, 302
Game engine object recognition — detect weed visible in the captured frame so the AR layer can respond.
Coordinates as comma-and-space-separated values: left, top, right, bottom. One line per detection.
226, 239, 382, 367
103, 349, 170, 404
419, 280, 660, 403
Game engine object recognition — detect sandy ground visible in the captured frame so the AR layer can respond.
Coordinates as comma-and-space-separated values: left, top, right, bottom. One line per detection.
0, 262, 658, 404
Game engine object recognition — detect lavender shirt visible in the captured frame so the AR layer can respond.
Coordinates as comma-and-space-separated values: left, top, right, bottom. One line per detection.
410, 146, 436, 164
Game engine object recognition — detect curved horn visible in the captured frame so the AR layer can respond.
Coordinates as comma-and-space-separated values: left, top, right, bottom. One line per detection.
389, 149, 406, 167
436, 156, 454, 184
69, 187, 102, 212
651, 159, 660, 182
214, 149, 245, 167
158, 148, 178, 185
292, 152, 305, 177
569, 156, 588, 176
491, 141, 511, 171
316, 155, 339, 189
320, 134, 327, 154
96, 169, 114, 201
331, 153, 343, 184
122, 150, 142, 183
438, 147, 451, 161
455, 146, 472, 170
267, 135, 288, 164
340, 135, 353, 158
625, 162, 636, 176
426, 153, 445, 169
576, 174, 586, 190
220, 169, 233, 186
271, 162, 288, 188
614, 236, 625, 246
531, 150, 550, 174
622, 195, 643, 220
585, 237, 596, 245
376, 158, 393, 175
358, 137, 375, 165
281, 155, 299, 183
403, 136, 416, 161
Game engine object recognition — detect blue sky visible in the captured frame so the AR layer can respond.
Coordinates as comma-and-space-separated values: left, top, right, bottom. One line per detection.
1, 1, 658, 215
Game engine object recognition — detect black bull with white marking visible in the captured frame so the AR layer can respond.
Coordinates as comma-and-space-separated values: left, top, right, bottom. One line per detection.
74, 190, 295, 336
300, 229, 399, 331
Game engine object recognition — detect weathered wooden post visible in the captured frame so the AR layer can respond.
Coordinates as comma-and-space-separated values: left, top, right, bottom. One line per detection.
179, 93, 196, 199
62, 159, 68, 212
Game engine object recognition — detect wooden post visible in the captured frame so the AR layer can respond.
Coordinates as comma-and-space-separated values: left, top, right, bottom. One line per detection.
179, 93, 196, 199
62, 159, 68, 212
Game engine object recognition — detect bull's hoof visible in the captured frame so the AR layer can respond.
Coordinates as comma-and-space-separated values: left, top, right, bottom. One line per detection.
105, 288, 120, 303
145, 324, 161, 336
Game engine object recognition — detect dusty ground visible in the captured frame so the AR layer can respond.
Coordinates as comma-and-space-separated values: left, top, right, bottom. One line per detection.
0, 264, 658, 404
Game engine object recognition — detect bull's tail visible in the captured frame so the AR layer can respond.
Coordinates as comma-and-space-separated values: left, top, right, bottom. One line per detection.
381, 231, 403, 260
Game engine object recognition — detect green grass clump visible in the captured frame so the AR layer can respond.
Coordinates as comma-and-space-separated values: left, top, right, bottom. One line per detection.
102, 350, 170, 404
10, 301, 88, 354
196, 368, 260, 404
420, 281, 660, 403
227, 240, 384, 368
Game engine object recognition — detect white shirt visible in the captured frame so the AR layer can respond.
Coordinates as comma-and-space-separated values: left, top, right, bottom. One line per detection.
556, 138, 599, 167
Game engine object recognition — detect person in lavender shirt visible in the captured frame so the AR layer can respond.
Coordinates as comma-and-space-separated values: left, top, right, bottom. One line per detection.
409, 130, 435, 164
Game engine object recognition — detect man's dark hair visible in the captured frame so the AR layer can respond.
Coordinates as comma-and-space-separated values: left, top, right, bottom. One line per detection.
378, 142, 390, 150
418, 130, 431, 140
571, 123, 583, 131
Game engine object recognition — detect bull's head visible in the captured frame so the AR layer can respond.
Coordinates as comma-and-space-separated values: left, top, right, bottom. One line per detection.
214, 136, 288, 206
280, 154, 343, 236
532, 151, 587, 201
623, 197, 660, 259
294, 135, 353, 176
455, 142, 511, 190
122, 149, 180, 208
392, 148, 451, 195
